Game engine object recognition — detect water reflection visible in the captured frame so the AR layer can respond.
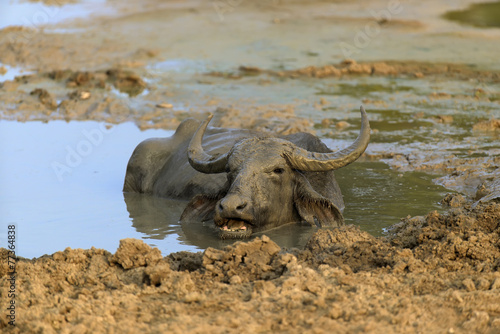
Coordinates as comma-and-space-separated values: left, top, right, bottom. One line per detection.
123, 161, 449, 250
337, 161, 449, 236
123, 192, 318, 250
0, 0, 112, 30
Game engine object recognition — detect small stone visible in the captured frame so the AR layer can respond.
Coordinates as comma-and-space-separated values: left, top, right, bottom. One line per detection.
80, 91, 91, 100
156, 103, 173, 109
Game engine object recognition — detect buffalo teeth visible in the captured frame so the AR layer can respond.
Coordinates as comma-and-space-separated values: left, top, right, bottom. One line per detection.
220, 221, 248, 231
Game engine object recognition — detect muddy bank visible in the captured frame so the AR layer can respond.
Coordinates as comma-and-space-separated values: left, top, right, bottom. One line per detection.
0, 66, 314, 133
1, 195, 499, 333
215, 59, 500, 83
372, 150, 500, 202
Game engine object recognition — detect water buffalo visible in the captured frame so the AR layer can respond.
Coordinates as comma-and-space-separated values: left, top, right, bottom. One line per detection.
123, 106, 370, 239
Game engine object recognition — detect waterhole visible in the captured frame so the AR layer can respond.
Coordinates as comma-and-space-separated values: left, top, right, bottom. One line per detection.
0, 120, 449, 258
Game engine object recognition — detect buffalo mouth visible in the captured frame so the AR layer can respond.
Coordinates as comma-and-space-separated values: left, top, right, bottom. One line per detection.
215, 218, 253, 239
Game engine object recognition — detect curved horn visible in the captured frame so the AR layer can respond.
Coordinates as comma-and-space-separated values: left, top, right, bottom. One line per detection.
284, 106, 370, 172
188, 114, 229, 174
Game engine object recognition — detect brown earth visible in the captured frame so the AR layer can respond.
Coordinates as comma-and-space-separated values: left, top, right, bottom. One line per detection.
1, 195, 499, 333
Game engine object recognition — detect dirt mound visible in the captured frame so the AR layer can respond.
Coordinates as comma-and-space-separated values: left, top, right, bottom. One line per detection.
388, 195, 500, 272
1, 197, 499, 333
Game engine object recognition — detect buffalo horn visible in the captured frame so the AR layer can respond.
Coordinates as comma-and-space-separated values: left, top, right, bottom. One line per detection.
284, 106, 370, 172
188, 114, 229, 174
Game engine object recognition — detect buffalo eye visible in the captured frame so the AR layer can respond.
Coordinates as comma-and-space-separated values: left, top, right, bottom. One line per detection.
273, 167, 285, 175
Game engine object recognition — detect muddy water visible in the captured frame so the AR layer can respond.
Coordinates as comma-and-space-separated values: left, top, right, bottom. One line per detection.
0, 120, 184, 259
336, 162, 448, 235
0, 120, 449, 258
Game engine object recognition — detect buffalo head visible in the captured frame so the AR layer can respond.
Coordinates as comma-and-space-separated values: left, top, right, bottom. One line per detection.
180, 107, 370, 239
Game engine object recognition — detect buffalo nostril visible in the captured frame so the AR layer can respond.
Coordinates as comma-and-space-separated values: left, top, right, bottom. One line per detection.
236, 203, 247, 211
219, 196, 247, 213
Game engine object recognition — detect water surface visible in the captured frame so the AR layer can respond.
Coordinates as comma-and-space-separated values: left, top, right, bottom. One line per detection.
0, 0, 112, 30
0, 120, 448, 258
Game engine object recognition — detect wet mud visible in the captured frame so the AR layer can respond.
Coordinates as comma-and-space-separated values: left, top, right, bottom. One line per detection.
1, 196, 499, 333
1, 0, 500, 332
217, 59, 500, 82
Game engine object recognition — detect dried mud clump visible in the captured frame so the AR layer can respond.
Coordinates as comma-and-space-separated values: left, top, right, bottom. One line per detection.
303, 225, 398, 273
1, 199, 500, 333
202, 235, 286, 283
111, 238, 163, 269
46, 69, 147, 97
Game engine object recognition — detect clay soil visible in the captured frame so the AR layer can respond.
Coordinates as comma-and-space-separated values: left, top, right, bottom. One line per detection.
1, 0, 500, 333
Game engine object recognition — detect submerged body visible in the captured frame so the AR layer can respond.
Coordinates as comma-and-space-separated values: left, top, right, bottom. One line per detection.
124, 107, 370, 238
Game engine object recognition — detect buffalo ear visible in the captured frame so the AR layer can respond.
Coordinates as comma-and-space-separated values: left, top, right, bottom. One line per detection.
179, 194, 220, 223
294, 175, 344, 227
